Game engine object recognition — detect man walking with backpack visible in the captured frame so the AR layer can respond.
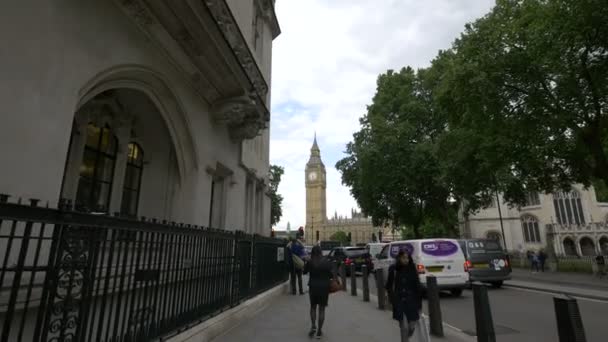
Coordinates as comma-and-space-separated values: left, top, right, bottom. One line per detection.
287, 234, 306, 295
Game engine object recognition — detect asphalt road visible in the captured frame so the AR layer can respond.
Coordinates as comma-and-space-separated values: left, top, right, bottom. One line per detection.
351, 275, 607, 342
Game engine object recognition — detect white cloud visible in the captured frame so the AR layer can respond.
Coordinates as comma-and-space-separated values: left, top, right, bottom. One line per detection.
270, 0, 495, 230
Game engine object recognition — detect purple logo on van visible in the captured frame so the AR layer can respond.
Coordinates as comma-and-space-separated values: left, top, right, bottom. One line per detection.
421, 240, 459, 257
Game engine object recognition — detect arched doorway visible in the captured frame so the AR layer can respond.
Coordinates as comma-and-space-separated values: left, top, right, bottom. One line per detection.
599, 236, 608, 255
61, 88, 181, 219
486, 231, 503, 247
563, 237, 577, 256
579, 237, 596, 256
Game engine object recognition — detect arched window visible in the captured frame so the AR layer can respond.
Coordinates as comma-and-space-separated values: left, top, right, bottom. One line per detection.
553, 190, 585, 225
525, 192, 541, 206
121, 143, 144, 216
563, 237, 577, 256
521, 215, 541, 243
76, 123, 118, 212
487, 231, 502, 244
579, 237, 596, 256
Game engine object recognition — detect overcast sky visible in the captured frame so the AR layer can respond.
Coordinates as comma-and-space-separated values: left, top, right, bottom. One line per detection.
269, 0, 495, 231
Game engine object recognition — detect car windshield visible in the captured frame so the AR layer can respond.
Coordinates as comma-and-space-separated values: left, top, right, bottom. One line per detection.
345, 248, 367, 257
389, 243, 414, 258
467, 240, 503, 254
368, 245, 384, 255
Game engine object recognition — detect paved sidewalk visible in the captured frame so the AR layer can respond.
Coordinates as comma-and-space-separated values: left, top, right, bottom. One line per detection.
508, 268, 608, 300
511, 268, 608, 289
213, 290, 473, 342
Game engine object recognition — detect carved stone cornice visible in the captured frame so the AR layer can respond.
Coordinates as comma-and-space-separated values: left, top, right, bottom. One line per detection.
121, 0, 155, 25
256, 0, 281, 38
203, 0, 269, 100
115, 0, 274, 139
211, 95, 266, 141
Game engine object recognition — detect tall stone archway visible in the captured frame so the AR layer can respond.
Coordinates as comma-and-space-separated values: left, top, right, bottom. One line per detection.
563, 237, 577, 256
579, 237, 596, 256
61, 87, 184, 220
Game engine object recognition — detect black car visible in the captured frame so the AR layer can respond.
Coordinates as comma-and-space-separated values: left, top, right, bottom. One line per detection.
326, 247, 373, 275
458, 239, 512, 288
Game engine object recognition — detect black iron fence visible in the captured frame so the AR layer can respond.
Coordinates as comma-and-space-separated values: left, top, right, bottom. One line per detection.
0, 196, 288, 342
509, 253, 606, 273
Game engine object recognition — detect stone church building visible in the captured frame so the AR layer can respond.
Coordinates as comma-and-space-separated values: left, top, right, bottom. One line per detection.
304, 136, 392, 245
460, 184, 608, 256
0, 0, 280, 235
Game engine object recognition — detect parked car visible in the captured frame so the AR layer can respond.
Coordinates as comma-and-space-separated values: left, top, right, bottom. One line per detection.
327, 247, 373, 276
375, 239, 469, 296
366, 242, 388, 272
458, 239, 512, 288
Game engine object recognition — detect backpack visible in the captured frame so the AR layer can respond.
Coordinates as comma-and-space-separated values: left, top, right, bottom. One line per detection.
292, 254, 305, 270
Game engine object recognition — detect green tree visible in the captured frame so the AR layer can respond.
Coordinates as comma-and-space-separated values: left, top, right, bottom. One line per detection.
330, 231, 350, 245
436, 0, 608, 211
336, 67, 456, 238
269, 165, 284, 226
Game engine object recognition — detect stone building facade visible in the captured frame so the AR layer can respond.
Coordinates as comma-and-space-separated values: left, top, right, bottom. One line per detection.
0, 0, 280, 235
303, 136, 392, 245
459, 184, 608, 256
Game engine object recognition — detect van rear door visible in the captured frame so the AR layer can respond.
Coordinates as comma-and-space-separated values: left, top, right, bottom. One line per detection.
418, 240, 465, 276
466, 240, 511, 275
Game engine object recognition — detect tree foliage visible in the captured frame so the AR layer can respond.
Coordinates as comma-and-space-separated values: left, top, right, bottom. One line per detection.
437, 0, 608, 211
338, 0, 608, 233
269, 165, 284, 226
330, 231, 350, 245
336, 67, 456, 238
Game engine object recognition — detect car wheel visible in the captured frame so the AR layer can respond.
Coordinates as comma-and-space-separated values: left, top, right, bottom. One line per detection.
491, 281, 503, 288
450, 289, 463, 297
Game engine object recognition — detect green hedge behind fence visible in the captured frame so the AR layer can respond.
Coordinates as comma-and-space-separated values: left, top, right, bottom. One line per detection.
509, 254, 596, 274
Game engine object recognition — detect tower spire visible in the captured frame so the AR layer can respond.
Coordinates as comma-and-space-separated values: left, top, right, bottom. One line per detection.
312, 132, 319, 151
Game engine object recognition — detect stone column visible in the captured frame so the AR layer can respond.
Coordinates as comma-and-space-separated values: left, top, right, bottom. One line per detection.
576, 238, 583, 256
61, 114, 90, 202
108, 122, 132, 215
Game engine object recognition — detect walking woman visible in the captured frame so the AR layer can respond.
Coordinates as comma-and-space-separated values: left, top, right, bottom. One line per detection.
385, 251, 423, 341
303, 245, 333, 339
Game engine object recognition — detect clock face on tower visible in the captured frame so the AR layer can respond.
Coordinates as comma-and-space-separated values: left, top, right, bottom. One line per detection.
308, 171, 318, 181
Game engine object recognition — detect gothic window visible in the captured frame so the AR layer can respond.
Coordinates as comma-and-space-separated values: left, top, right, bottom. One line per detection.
553, 190, 585, 225
121, 143, 144, 217
75, 123, 118, 213
521, 215, 541, 243
525, 192, 541, 206
209, 177, 226, 229
483, 196, 496, 208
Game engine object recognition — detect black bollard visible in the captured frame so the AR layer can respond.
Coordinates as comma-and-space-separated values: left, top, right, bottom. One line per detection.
472, 283, 496, 342
554, 295, 587, 342
375, 268, 386, 310
362, 265, 370, 302
350, 263, 357, 296
426, 275, 444, 337
340, 263, 347, 291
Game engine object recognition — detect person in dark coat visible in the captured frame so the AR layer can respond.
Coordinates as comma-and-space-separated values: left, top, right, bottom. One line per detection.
287, 236, 305, 295
538, 249, 547, 272
385, 250, 423, 340
303, 245, 333, 339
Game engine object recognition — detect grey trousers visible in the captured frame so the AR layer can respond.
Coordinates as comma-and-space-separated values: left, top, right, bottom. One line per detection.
399, 320, 411, 342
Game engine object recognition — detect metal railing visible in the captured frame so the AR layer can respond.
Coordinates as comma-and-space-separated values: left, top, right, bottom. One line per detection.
0, 196, 287, 342
509, 253, 606, 273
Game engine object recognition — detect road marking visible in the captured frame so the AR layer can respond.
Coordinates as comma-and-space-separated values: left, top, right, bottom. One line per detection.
504, 285, 608, 304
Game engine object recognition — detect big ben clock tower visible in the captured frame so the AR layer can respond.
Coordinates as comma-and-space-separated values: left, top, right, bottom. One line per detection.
305, 134, 327, 243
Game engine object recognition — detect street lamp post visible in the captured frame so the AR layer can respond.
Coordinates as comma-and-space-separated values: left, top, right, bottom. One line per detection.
495, 189, 508, 251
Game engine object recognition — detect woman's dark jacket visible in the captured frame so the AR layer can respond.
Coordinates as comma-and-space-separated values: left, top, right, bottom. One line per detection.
303, 258, 333, 296
385, 263, 422, 322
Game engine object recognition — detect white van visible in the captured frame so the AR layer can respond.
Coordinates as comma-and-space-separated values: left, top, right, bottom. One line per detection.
375, 239, 468, 296
366, 242, 388, 271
